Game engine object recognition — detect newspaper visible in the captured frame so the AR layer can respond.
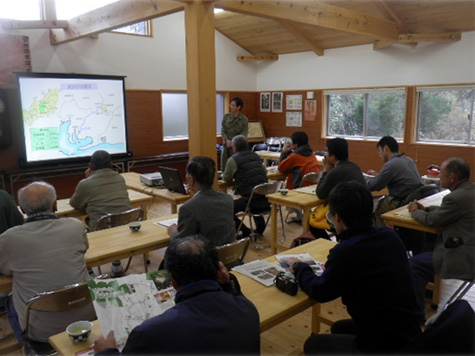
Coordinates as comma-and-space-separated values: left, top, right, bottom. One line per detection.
275, 253, 325, 276
154, 217, 178, 228
232, 260, 285, 287
88, 270, 175, 350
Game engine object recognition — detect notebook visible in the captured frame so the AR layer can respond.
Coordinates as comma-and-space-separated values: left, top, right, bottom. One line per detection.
158, 166, 187, 195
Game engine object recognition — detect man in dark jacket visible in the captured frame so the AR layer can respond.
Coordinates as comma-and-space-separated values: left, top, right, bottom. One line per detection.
291, 182, 422, 354
223, 135, 269, 237
94, 235, 260, 355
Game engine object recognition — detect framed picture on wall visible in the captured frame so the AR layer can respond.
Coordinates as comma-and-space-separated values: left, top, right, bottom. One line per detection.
247, 120, 266, 143
272, 92, 283, 112
260, 92, 270, 112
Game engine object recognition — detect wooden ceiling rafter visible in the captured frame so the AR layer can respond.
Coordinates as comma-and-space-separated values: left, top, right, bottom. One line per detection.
277, 20, 324, 56
236, 54, 279, 61
49, 0, 184, 45
216, 0, 401, 42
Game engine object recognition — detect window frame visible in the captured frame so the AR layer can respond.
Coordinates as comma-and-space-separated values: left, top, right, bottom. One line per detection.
111, 20, 153, 37
415, 85, 475, 146
161, 91, 225, 141
324, 87, 407, 140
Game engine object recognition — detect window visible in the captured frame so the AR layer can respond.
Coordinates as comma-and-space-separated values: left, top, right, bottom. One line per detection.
0, 0, 41, 20
162, 93, 225, 140
325, 88, 406, 139
55, 0, 151, 37
111, 21, 152, 37
416, 86, 475, 145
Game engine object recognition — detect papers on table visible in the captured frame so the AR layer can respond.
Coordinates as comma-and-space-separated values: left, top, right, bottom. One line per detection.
232, 260, 285, 287
155, 217, 178, 228
297, 185, 317, 195
88, 270, 175, 351
275, 253, 325, 276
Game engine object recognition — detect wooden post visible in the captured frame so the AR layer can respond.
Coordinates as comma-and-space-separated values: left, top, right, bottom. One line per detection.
184, 1, 217, 165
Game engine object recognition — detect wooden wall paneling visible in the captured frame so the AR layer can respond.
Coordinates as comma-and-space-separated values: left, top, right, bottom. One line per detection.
125, 90, 188, 158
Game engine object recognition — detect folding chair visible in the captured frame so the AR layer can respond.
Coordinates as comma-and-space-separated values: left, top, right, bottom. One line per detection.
23, 283, 94, 356
94, 207, 147, 273
285, 171, 320, 223
236, 181, 286, 250
217, 238, 250, 269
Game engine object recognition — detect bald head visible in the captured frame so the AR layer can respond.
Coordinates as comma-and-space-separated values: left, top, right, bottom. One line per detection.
18, 181, 57, 216
439, 157, 470, 190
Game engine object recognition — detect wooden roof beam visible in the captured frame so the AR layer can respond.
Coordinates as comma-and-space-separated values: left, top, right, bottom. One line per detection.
1, 19, 67, 29
398, 32, 461, 44
278, 20, 324, 56
216, 0, 400, 41
50, 0, 184, 45
237, 54, 278, 61
376, 0, 411, 33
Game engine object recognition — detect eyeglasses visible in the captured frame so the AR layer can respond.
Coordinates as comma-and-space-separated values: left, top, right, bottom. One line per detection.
326, 211, 335, 230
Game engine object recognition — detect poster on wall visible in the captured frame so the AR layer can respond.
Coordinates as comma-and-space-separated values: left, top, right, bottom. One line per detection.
260, 92, 270, 112
0, 34, 31, 88
286, 112, 302, 127
286, 95, 302, 110
304, 100, 317, 121
272, 92, 283, 112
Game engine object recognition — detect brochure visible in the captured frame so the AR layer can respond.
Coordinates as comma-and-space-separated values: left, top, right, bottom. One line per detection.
87, 270, 175, 351
232, 260, 285, 287
154, 217, 178, 228
275, 253, 325, 276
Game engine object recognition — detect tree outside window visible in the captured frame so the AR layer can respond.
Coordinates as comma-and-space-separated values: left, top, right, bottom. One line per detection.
326, 89, 405, 139
417, 86, 475, 145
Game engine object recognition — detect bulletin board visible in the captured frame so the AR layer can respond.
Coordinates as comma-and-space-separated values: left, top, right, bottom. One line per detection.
247, 120, 266, 143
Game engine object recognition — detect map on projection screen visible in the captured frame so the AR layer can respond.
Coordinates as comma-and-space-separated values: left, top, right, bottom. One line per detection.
17, 73, 129, 165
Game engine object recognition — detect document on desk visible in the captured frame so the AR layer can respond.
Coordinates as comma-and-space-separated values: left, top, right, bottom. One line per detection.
297, 185, 317, 195
275, 253, 325, 276
88, 270, 175, 351
232, 260, 285, 287
155, 217, 178, 228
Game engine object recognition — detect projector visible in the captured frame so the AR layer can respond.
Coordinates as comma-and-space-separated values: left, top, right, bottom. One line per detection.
140, 172, 163, 187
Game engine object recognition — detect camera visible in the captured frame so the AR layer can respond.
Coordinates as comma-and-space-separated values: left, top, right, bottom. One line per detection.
274, 272, 299, 296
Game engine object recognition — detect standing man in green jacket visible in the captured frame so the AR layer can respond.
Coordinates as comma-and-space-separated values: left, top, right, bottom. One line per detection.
221, 97, 248, 171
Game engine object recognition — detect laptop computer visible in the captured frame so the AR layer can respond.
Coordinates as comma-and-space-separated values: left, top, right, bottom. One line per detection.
158, 166, 188, 195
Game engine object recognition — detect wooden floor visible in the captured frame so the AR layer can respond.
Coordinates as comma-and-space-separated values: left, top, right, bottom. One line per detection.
0, 194, 437, 355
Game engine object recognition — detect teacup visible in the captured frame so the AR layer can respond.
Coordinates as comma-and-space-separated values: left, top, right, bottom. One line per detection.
66, 320, 93, 344
279, 189, 289, 196
129, 221, 142, 232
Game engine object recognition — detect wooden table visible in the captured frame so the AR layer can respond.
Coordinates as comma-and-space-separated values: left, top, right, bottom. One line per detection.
0, 217, 175, 293
267, 186, 390, 254
121, 172, 190, 214
49, 239, 336, 355
381, 189, 449, 233
267, 185, 325, 253
255, 150, 324, 167
55, 189, 153, 221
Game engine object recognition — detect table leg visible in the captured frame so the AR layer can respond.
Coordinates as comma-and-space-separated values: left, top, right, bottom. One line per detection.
171, 203, 177, 214
302, 208, 310, 232
270, 203, 278, 254
311, 303, 321, 334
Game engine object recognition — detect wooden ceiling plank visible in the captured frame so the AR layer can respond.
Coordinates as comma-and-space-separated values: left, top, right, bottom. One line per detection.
237, 54, 279, 61
398, 32, 462, 44
216, 0, 400, 41
0, 19, 67, 29
278, 20, 324, 56
376, 0, 411, 33
50, 0, 184, 45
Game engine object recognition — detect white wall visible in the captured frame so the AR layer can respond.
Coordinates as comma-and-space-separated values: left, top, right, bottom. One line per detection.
256, 31, 475, 91
1, 12, 257, 91
2, 12, 474, 92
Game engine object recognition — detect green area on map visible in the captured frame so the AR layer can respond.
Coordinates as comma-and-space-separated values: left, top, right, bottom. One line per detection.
30, 127, 59, 151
